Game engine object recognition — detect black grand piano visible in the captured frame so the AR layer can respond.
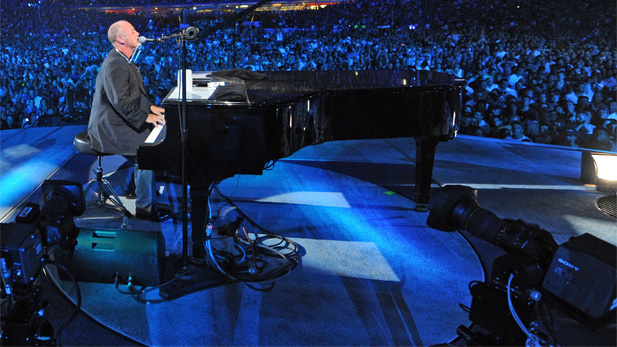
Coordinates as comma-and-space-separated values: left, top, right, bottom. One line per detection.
138, 69, 464, 210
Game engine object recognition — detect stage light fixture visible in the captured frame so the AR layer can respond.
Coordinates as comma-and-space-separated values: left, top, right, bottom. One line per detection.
591, 153, 617, 192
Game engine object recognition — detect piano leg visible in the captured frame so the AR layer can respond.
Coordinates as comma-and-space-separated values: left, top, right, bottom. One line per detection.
414, 138, 439, 212
158, 184, 230, 300
189, 186, 211, 260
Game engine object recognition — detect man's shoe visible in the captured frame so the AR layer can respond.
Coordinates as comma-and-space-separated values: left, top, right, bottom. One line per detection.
135, 208, 175, 222
189, 256, 206, 266
125, 190, 137, 199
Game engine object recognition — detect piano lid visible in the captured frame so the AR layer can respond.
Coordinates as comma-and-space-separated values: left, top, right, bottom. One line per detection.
163, 70, 465, 106
249, 70, 463, 91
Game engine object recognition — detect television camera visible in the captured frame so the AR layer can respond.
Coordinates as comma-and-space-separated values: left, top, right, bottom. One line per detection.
427, 185, 616, 346
1, 180, 85, 346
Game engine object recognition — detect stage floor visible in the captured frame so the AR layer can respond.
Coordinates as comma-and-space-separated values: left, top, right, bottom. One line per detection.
1, 125, 615, 346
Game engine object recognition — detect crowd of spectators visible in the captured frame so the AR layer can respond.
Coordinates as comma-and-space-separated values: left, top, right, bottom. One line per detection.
1, 0, 616, 151
43, 0, 203, 6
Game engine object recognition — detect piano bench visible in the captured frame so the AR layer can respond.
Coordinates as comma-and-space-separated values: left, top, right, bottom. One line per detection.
73, 131, 132, 217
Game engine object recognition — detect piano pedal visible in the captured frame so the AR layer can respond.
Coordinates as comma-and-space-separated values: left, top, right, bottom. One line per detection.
415, 203, 429, 212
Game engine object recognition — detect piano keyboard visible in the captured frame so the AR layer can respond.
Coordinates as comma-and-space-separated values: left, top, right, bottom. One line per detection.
145, 125, 164, 144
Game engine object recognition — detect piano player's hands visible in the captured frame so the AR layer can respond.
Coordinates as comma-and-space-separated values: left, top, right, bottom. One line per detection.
150, 105, 165, 117
146, 112, 165, 127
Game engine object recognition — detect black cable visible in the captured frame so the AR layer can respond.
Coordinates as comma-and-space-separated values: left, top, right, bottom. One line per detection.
128, 277, 231, 304
124, 266, 233, 304
126, 267, 197, 303
212, 184, 276, 235
113, 273, 142, 295
111, 266, 233, 303
224, 224, 299, 284
113, 273, 168, 297
468, 280, 481, 292
144, 175, 301, 287
211, 201, 230, 223
458, 303, 471, 314
538, 299, 564, 346
204, 219, 299, 285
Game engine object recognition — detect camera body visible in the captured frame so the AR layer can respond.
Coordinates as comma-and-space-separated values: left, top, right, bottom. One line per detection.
1, 223, 44, 289
1, 223, 52, 346
1, 180, 85, 345
543, 233, 616, 321
427, 185, 616, 346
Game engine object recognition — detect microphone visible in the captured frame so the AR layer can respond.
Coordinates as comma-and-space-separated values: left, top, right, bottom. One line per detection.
138, 36, 161, 43
181, 26, 200, 40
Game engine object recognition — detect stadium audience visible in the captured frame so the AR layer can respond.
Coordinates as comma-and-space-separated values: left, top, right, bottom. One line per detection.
1, 0, 615, 151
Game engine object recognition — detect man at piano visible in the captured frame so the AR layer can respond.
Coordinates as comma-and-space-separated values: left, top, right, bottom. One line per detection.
87, 20, 173, 222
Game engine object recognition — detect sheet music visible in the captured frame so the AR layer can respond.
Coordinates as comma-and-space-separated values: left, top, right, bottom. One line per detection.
145, 125, 164, 144
165, 84, 224, 101
192, 71, 212, 81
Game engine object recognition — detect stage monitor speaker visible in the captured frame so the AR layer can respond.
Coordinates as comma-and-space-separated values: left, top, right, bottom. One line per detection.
53, 228, 165, 286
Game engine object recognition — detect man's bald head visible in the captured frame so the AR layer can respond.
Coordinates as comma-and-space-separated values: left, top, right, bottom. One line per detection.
108, 20, 129, 45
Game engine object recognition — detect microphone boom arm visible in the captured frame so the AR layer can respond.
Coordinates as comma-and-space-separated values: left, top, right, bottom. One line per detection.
139, 31, 183, 44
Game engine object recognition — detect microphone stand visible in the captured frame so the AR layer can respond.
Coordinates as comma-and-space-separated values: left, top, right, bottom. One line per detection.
179, 36, 189, 270
139, 28, 231, 300
161, 27, 199, 269
177, 26, 201, 268
158, 29, 230, 300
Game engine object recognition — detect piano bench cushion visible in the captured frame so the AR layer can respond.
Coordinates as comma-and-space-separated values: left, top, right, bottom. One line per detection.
73, 130, 106, 157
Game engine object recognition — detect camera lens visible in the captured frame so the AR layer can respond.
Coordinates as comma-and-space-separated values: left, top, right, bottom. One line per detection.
462, 207, 509, 246
428, 185, 509, 245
